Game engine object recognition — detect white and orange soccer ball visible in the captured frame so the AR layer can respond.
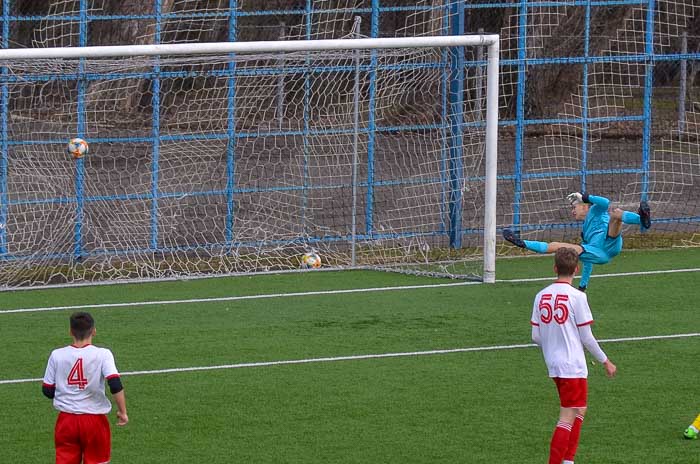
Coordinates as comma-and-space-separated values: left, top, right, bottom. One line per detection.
300, 251, 321, 269
67, 137, 89, 159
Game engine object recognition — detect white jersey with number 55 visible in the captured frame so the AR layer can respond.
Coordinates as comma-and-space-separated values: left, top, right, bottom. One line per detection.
43, 344, 120, 415
530, 281, 594, 378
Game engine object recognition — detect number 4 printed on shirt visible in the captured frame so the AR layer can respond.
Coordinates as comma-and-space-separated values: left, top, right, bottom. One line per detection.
67, 358, 88, 389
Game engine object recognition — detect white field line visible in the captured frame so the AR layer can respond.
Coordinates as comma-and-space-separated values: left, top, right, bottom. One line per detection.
0, 281, 481, 314
2, 332, 698, 385
1, 267, 699, 315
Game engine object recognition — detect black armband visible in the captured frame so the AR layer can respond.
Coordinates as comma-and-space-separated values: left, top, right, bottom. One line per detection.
107, 376, 124, 395
581, 193, 590, 204
42, 384, 56, 399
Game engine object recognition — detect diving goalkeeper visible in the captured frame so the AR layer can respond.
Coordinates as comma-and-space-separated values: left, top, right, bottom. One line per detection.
503, 193, 651, 291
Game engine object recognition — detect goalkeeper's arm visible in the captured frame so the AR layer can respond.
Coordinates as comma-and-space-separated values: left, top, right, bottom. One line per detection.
567, 192, 610, 209
581, 193, 610, 209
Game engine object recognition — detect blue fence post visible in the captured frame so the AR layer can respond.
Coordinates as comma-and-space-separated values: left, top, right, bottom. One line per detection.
301, 0, 312, 237
225, 1, 238, 248
150, 0, 162, 251
447, 0, 465, 248
0, 0, 9, 256
641, 0, 656, 204
74, 0, 88, 259
439, 1, 449, 235
513, 0, 528, 231
580, 2, 591, 192
365, 0, 379, 237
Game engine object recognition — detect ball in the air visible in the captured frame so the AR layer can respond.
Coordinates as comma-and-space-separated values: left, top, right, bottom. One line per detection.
67, 138, 89, 159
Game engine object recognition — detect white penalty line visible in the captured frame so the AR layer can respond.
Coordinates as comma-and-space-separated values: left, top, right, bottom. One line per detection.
498, 267, 700, 283
0, 281, 482, 314
1, 267, 699, 315
2, 332, 699, 385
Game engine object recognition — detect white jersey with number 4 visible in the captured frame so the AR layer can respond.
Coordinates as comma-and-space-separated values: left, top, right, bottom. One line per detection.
530, 281, 594, 378
43, 344, 120, 415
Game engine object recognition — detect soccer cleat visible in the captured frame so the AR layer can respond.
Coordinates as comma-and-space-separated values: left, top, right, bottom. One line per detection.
502, 228, 526, 248
638, 200, 651, 230
684, 427, 698, 440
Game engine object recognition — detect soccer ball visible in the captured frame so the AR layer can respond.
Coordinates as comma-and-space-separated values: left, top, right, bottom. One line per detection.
67, 137, 89, 159
300, 252, 321, 269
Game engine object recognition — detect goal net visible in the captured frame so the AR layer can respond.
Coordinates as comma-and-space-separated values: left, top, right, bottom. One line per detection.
0, 36, 499, 288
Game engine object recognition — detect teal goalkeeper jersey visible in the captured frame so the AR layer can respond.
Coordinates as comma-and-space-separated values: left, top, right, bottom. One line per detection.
581, 195, 610, 249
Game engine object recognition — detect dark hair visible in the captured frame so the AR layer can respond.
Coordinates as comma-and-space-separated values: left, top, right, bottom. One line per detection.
70, 312, 95, 340
554, 248, 579, 277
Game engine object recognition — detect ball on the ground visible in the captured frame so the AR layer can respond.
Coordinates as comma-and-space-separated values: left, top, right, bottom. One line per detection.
300, 252, 321, 269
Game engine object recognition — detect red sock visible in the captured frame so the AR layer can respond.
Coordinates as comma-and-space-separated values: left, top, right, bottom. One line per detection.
564, 414, 584, 462
549, 421, 572, 464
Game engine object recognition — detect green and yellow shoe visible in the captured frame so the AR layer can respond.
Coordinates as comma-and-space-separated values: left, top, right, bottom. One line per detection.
684, 427, 698, 440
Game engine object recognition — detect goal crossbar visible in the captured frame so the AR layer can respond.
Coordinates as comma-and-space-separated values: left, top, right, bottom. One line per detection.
0, 35, 499, 60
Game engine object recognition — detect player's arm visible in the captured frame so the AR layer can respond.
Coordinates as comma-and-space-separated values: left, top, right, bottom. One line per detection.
567, 192, 610, 210
581, 193, 610, 209
578, 324, 616, 377
531, 324, 541, 346
103, 348, 128, 426
41, 353, 56, 399
574, 294, 616, 377
42, 384, 55, 399
112, 389, 128, 426
530, 297, 541, 346
107, 375, 128, 425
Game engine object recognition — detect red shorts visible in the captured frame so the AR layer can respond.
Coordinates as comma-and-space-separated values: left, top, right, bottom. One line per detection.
553, 377, 588, 408
55, 412, 111, 464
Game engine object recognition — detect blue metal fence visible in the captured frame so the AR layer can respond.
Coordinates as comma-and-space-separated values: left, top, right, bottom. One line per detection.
0, 0, 698, 270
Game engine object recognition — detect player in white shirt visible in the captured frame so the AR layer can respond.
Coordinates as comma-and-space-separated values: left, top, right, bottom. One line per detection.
42, 312, 128, 464
530, 248, 616, 464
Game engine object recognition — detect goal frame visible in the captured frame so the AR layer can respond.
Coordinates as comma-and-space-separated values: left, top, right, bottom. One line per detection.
0, 35, 500, 284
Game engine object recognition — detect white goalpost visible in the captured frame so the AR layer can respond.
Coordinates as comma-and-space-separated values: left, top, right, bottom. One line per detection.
0, 34, 499, 288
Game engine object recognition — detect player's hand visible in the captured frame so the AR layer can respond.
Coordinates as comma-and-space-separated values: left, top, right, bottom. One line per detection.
567, 192, 583, 204
116, 411, 129, 426
603, 359, 617, 378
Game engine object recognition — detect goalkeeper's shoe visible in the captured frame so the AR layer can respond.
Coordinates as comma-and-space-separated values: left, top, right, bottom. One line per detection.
503, 228, 526, 248
684, 426, 698, 440
638, 200, 651, 230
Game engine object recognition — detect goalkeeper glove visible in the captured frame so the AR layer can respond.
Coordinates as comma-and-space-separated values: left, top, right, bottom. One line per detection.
567, 192, 583, 205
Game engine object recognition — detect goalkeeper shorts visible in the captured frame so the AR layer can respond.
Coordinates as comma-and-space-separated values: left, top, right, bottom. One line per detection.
580, 235, 622, 264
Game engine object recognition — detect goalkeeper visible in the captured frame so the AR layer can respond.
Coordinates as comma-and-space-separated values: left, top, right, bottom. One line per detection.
503, 192, 651, 291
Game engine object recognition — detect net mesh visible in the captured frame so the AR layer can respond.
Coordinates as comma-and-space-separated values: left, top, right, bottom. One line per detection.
0, 43, 493, 287
496, 0, 700, 252
3, 0, 700, 287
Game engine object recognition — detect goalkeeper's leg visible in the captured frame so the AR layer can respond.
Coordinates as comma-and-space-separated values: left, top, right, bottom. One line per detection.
637, 200, 651, 229
577, 245, 612, 291
502, 229, 583, 255
608, 202, 651, 237
685, 413, 700, 439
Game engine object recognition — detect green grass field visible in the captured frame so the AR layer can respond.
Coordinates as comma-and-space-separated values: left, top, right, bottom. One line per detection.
1, 248, 699, 463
